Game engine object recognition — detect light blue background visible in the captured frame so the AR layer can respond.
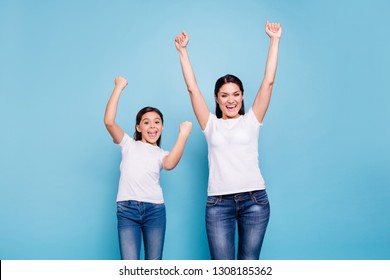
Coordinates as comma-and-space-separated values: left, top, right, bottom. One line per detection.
1, 0, 389, 260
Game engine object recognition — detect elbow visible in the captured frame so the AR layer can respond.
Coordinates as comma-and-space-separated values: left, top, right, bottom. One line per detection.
186, 80, 199, 95
264, 77, 275, 87
261, 79, 274, 91
187, 86, 196, 95
163, 159, 178, 171
164, 164, 176, 171
104, 118, 115, 128
187, 85, 201, 98
164, 165, 174, 171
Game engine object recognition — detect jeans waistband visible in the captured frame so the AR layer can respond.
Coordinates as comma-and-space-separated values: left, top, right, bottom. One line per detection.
212, 190, 265, 201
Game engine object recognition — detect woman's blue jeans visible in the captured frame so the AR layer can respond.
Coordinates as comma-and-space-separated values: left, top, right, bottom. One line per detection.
206, 190, 270, 260
117, 200, 166, 260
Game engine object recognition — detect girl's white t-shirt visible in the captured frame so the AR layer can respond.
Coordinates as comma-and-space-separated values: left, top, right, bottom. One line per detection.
203, 108, 266, 196
116, 133, 168, 203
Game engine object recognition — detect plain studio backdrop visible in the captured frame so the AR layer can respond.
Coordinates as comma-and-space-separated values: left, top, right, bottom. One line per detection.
0, 0, 389, 260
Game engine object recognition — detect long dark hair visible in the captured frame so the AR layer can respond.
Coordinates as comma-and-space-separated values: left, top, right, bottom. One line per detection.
214, 74, 245, 118
134, 106, 164, 147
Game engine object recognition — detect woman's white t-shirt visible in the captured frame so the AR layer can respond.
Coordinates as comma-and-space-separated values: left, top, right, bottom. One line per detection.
203, 108, 266, 196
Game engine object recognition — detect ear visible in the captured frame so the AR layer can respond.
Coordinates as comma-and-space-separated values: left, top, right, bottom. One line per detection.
136, 124, 141, 132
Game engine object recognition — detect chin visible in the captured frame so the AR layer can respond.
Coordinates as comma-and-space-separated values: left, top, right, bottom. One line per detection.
224, 111, 239, 118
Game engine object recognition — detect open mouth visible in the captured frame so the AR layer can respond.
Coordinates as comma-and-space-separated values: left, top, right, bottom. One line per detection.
148, 131, 158, 138
226, 105, 236, 112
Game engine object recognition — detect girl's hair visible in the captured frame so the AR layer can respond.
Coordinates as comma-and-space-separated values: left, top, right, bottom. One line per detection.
214, 74, 245, 119
134, 106, 164, 147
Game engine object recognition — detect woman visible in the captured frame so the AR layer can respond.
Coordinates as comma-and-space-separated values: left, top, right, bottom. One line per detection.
175, 21, 282, 260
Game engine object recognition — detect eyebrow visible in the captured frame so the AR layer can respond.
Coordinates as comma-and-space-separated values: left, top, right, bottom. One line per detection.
141, 117, 162, 122
219, 91, 241, 95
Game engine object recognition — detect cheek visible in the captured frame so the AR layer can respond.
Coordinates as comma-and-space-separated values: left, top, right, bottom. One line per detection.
217, 97, 226, 105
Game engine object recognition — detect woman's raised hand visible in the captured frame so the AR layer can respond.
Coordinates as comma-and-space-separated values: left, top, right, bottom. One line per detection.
114, 76, 128, 90
175, 32, 189, 51
265, 21, 282, 39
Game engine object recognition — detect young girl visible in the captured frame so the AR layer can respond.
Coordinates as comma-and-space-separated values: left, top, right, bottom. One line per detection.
175, 21, 282, 259
104, 76, 192, 260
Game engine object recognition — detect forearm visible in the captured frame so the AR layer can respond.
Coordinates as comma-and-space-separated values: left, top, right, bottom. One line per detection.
178, 48, 199, 95
263, 37, 280, 86
104, 87, 122, 125
252, 37, 281, 123
163, 133, 189, 170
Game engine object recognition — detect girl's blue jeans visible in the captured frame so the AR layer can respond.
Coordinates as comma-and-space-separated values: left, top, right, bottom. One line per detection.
117, 200, 166, 260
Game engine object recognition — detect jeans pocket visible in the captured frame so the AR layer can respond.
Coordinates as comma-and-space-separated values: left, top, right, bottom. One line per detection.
117, 201, 128, 213
206, 196, 220, 207
251, 190, 269, 206
152, 203, 165, 209
147, 202, 166, 214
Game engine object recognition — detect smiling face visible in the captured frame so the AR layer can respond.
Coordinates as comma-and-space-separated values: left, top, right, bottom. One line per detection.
214, 74, 245, 119
216, 82, 244, 119
136, 111, 163, 146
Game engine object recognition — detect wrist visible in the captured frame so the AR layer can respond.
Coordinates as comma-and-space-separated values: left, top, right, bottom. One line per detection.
115, 85, 126, 91
178, 47, 188, 55
270, 37, 281, 43
178, 131, 189, 139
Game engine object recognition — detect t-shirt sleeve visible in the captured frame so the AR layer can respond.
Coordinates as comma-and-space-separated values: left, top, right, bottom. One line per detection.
159, 149, 170, 168
248, 107, 263, 127
203, 112, 215, 134
117, 133, 134, 152
161, 149, 169, 159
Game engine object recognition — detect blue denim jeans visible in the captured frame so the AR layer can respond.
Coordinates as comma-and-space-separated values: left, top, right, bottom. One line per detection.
206, 190, 270, 260
117, 200, 166, 260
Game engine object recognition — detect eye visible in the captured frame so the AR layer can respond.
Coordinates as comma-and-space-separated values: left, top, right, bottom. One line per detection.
144, 121, 149, 125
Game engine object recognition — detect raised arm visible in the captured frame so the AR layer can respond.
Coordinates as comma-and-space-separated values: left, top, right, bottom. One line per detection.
104, 76, 128, 144
252, 21, 282, 123
175, 32, 210, 130
163, 121, 192, 170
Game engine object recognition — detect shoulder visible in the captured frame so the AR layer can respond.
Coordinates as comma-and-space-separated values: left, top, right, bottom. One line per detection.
245, 108, 262, 127
148, 146, 169, 164
117, 133, 135, 148
203, 112, 217, 133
